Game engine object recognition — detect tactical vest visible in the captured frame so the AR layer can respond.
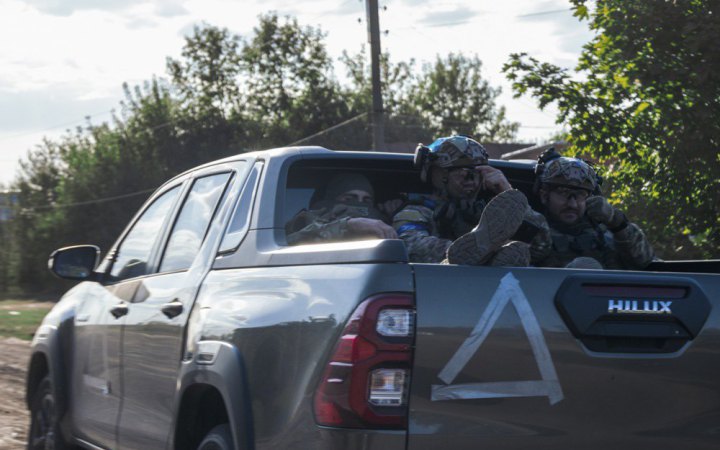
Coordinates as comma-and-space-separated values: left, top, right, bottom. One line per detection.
431, 198, 487, 241
546, 219, 625, 269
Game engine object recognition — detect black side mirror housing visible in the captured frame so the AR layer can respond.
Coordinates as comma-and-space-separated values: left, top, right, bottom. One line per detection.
48, 245, 101, 281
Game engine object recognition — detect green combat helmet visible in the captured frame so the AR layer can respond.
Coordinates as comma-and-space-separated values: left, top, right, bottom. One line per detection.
535, 148, 601, 193
414, 135, 489, 182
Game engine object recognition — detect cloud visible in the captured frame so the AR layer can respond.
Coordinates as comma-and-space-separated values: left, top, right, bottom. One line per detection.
125, 16, 160, 30
154, 0, 189, 17
0, 86, 119, 132
23, 0, 188, 17
23, 0, 145, 16
417, 6, 480, 27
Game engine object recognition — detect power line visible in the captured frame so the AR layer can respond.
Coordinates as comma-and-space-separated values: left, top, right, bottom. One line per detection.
20, 188, 156, 213
286, 112, 368, 146
0, 109, 115, 142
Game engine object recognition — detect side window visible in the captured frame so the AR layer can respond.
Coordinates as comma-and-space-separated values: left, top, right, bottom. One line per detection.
160, 173, 232, 272
218, 162, 263, 253
110, 186, 181, 281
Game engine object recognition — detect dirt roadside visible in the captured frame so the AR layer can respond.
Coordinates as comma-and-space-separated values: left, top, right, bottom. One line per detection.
0, 337, 30, 450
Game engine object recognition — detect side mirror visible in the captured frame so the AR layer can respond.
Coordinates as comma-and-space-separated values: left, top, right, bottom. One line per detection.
48, 245, 100, 281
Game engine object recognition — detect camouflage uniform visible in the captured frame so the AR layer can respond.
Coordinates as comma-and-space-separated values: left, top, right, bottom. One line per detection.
286, 203, 382, 245
394, 196, 551, 264
285, 173, 385, 245
393, 197, 486, 263
533, 217, 655, 270
394, 135, 549, 264
532, 151, 654, 270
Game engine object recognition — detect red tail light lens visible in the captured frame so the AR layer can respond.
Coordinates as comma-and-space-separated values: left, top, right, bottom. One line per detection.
313, 293, 414, 429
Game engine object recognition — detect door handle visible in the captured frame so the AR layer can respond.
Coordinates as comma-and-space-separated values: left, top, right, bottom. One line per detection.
161, 299, 183, 319
110, 303, 129, 319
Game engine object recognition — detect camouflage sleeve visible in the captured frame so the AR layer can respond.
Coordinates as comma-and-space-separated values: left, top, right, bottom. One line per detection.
393, 205, 451, 263
611, 222, 655, 269
286, 215, 351, 246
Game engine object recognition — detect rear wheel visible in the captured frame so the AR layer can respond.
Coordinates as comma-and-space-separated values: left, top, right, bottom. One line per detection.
28, 375, 66, 450
197, 424, 233, 450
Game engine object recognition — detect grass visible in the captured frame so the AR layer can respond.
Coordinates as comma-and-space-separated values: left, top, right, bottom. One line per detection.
0, 300, 55, 341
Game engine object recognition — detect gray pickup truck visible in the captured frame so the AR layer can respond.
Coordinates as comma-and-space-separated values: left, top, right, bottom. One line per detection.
27, 147, 720, 450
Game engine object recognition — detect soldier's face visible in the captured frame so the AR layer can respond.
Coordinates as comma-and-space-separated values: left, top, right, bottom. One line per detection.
336, 189, 373, 205
541, 186, 588, 225
434, 167, 480, 199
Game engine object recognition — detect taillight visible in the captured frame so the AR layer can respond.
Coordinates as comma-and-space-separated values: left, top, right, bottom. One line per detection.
313, 293, 415, 429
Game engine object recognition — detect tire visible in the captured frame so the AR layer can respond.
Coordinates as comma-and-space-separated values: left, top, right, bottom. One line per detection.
27, 375, 66, 450
197, 424, 233, 450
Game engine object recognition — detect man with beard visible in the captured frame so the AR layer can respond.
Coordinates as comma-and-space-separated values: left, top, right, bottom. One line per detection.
392, 135, 550, 266
285, 173, 397, 245
532, 149, 654, 269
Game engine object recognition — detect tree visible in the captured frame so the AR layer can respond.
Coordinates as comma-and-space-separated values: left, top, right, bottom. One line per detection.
341, 51, 519, 145
167, 24, 243, 118
411, 54, 519, 142
241, 13, 351, 147
504, 0, 720, 258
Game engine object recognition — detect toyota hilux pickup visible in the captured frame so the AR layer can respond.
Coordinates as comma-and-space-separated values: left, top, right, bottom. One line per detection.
26, 146, 720, 450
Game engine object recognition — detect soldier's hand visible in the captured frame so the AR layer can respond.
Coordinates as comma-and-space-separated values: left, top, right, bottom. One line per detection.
586, 196, 627, 230
347, 218, 398, 239
476, 166, 512, 194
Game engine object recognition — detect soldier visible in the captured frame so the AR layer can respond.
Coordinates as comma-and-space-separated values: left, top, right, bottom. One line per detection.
393, 135, 549, 266
286, 173, 397, 245
532, 149, 654, 269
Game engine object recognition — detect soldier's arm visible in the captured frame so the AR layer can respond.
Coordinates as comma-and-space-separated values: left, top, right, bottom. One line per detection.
611, 222, 655, 269
393, 206, 452, 263
286, 216, 350, 245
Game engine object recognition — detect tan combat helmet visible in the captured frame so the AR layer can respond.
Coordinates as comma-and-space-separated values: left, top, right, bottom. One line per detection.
537, 151, 600, 193
414, 135, 489, 182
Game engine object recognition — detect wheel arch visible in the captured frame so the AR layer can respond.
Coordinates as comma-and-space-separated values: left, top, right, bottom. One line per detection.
26, 327, 69, 416
173, 341, 254, 450
26, 323, 74, 447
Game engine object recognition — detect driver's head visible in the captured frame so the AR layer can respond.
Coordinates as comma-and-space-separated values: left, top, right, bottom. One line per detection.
420, 135, 489, 200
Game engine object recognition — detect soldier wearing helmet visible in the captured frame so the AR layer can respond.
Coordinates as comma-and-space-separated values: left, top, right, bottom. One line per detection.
393, 135, 550, 265
532, 148, 654, 269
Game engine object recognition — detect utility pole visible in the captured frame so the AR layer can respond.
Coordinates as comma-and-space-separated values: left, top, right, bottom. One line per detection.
366, 0, 385, 151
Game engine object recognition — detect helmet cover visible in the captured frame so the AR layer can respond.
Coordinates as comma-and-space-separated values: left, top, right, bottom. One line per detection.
427, 135, 489, 168
540, 157, 598, 191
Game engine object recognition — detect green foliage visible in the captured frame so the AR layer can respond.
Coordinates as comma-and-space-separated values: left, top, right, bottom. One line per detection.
341, 50, 519, 144
241, 13, 351, 146
504, 0, 720, 258
5, 13, 519, 295
410, 54, 519, 142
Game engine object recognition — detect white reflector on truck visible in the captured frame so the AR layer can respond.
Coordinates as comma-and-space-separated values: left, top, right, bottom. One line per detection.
369, 369, 407, 406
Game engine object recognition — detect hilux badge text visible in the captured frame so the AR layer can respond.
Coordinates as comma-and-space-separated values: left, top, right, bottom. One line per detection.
608, 299, 673, 315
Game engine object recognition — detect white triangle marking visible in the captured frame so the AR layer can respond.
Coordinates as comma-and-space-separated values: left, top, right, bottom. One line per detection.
432, 272, 564, 405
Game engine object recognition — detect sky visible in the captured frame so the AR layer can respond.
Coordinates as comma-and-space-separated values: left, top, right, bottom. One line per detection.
0, 0, 594, 185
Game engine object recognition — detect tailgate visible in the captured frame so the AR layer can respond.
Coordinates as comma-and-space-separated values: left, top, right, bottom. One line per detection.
408, 264, 720, 450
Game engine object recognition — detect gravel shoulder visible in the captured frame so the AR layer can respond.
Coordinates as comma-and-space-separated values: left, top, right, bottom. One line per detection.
0, 337, 30, 450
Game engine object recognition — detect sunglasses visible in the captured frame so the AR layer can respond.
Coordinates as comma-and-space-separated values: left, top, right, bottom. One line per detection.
550, 186, 590, 201
447, 167, 480, 181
